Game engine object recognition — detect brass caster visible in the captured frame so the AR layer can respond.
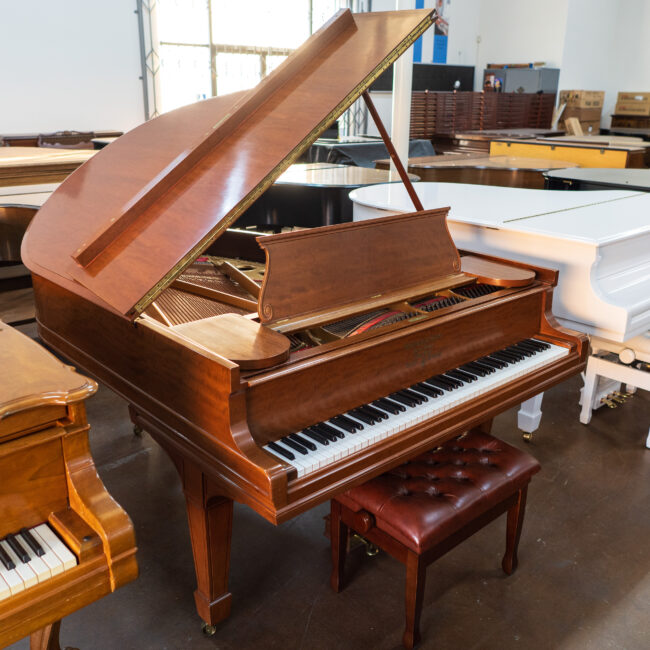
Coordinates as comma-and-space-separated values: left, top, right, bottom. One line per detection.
352, 533, 379, 557
522, 432, 533, 442
202, 623, 217, 637
133, 425, 143, 437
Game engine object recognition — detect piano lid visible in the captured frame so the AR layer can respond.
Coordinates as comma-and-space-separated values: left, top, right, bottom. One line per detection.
21, 9, 435, 319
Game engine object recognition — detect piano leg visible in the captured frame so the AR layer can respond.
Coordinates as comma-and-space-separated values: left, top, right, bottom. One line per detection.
30, 620, 79, 650
182, 462, 234, 629
518, 393, 544, 440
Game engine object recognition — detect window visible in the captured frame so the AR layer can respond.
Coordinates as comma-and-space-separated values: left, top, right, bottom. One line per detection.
157, 0, 349, 113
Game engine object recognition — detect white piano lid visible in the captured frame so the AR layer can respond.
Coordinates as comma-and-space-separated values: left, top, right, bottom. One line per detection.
349, 182, 643, 230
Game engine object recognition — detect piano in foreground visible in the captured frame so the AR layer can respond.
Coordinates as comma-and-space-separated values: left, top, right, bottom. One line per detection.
21, 8, 586, 631
0, 321, 137, 648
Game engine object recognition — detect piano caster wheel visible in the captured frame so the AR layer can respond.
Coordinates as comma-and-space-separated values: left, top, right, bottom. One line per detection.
352, 533, 379, 557
133, 425, 143, 437
522, 432, 533, 442
202, 623, 217, 637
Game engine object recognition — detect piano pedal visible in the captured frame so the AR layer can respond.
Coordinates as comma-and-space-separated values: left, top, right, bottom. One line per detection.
600, 397, 617, 409
613, 391, 632, 401
522, 432, 533, 442
352, 533, 379, 557
202, 623, 218, 637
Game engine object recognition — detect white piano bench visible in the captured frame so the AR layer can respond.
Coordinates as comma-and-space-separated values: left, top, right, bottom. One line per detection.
579, 353, 650, 449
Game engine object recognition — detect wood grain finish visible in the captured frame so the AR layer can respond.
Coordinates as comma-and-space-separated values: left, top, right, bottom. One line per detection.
0, 147, 95, 187
22, 9, 435, 318
172, 314, 290, 370
376, 154, 579, 189
0, 324, 137, 648
461, 255, 535, 287
257, 209, 460, 324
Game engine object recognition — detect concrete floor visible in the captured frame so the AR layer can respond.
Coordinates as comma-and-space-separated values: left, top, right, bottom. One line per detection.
7, 322, 650, 650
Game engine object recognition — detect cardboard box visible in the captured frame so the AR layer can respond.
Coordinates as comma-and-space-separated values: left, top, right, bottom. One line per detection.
562, 106, 602, 121
559, 90, 605, 109
614, 92, 650, 116
560, 119, 600, 134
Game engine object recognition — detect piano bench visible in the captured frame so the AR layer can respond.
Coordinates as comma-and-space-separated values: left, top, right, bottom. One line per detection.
330, 429, 541, 649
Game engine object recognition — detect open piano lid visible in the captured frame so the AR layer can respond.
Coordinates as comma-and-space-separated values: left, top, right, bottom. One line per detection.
21, 9, 435, 319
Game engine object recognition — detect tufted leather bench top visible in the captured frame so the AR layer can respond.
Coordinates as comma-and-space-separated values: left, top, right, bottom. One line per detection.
336, 430, 540, 554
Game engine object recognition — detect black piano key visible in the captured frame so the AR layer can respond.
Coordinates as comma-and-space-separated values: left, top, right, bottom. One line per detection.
516, 341, 542, 353
289, 433, 316, 451
350, 406, 380, 424
268, 441, 295, 461
525, 338, 549, 350
281, 437, 309, 455
373, 398, 404, 414
479, 356, 506, 369
411, 382, 442, 398
497, 349, 524, 362
503, 347, 526, 360
0, 544, 15, 570
399, 388, 427, 404
439, 374, 464, 388
509, 344, 534, 357
6, 534, 31, 563
328, 417, 356, 433
446, 369, 476, 382
19, 528, 44, 557
469, 360, 496, 374
359, 404, 389, 421
461, 363, 488, 377
423, 377, 455, 391
332, 414, 363, 432
310, 424, 338, 442
348, 409, 375, 425
389, 392, 416, 408
315, 422, 345, 440
489, 352, 514, 364
303, 428, 329, 445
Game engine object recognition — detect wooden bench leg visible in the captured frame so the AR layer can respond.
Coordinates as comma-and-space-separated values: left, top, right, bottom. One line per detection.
330, 500, 348, 593
502, 485, 529, 575
403, 552, 426, 650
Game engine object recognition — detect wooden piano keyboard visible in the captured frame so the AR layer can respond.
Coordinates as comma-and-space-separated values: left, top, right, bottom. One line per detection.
264, 338, 568, 478
0, 525, 77, 600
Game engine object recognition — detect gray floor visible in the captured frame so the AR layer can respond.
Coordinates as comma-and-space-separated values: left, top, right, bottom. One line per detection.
7, 322, 650, 650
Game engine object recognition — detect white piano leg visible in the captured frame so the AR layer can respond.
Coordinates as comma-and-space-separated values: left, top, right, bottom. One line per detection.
646, 427, 650, 449
580, 359, 598, 425
518, 392, 544, 440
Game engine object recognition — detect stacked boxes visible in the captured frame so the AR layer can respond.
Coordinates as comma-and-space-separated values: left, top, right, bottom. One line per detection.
615, 92, 650, 116
558, 90, 605, 134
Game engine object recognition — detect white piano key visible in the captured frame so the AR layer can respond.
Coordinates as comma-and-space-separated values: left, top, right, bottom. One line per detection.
0, 541, 37, 589
264, 342, 569, 479
33, 525, 77, 572
0, 574, 10, 601
0, 562, 23, 596
23, 544, 51, 583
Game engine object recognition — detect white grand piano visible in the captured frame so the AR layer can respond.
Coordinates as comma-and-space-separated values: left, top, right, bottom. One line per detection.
350, 183, 650, 446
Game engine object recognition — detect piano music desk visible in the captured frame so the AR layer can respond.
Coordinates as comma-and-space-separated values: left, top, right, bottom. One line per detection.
0, 322, 137, 649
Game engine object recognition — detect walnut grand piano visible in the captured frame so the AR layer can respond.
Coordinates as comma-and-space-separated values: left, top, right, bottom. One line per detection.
21, 8, 586, 633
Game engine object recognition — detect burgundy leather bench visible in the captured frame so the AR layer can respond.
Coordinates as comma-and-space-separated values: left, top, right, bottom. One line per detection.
330, 427, 541, 648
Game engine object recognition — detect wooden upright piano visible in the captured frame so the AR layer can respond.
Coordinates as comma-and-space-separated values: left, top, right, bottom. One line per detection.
0, 322, 137, 648
21, 8, 587, 633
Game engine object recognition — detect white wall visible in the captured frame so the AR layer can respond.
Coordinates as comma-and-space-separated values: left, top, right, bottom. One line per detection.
559, 0, 650, 127
0, 0, 144, 135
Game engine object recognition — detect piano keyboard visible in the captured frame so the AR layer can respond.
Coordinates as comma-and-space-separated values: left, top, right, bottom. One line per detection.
264, 339, 568, 478
0, 524, 77, 600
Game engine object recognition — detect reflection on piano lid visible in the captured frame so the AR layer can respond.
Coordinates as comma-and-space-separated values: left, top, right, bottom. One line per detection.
20, 8, 586, 632
350, 182, 650, 342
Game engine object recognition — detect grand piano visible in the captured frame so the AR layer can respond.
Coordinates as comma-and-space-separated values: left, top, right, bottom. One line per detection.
21, 8, 587, 633
351, 182, 650, 445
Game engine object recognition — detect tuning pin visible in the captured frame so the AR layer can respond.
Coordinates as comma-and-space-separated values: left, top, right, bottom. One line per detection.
600, 398, 617, 409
